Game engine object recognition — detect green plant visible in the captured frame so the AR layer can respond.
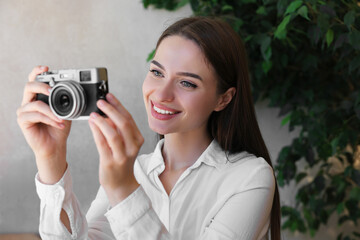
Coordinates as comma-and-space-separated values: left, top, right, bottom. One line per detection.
143, 0, 360, 239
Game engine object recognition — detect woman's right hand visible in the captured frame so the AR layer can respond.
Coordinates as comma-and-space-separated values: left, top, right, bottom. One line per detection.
17, 66, 72, 184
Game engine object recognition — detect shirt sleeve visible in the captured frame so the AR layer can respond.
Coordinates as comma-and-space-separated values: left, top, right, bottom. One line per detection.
35, 167, 169, 240
105, 186, 170, 240
35, 167, 88, 240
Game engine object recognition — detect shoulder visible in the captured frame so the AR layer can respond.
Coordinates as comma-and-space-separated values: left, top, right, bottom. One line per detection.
215, 149, 275, 193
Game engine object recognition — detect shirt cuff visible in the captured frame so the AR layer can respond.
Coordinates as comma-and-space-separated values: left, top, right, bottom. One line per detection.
35, 167, 72, 207
105, 186, 151, 234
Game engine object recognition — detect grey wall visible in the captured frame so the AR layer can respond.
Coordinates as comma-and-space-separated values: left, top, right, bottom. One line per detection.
0, 0, 347, 239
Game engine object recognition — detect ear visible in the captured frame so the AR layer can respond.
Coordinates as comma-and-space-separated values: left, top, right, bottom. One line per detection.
214, 87, 236, 112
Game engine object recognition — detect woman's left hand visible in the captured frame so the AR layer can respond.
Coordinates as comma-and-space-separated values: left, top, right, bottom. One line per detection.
88, 93, 143, 207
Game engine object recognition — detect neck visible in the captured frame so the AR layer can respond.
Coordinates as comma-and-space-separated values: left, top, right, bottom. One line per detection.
162, 130, 212, 172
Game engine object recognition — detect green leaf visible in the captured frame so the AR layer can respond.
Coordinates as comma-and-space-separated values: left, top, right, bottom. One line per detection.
349, 30, 360, 50
284, 0, 303, 16
256, 6, 267, 15
142, 0, 150, 8
176, 0, 190, 9
349, 187, 360, 200
326, 29, 334, 47
260, 36, 272, 61
296, 172, 307, 183
281, 113, 291, 126
262, 60, 272, 74
278, 146, 291, 164
221, 4, 233, 12
146, 49, 156, 62
274, 15, 291, 39
344, 10, 355, 29
331, 137, 339, 155
337, 202, 345, 214
297, 5, 310, 20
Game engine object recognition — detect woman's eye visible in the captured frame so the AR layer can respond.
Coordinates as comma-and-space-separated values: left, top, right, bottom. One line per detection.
181, 81, 197, 89
150, 69, 163, 77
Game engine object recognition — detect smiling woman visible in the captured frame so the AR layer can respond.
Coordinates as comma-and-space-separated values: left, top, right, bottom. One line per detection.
17, 16, 280, 240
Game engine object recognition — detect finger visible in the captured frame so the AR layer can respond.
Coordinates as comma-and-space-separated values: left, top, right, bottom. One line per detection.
18, 101, 63, 123
17, 111, 65, 130
105, 93, 131, 118
98, 96, 143, 146
88, 119, 113, 160
22, 81, 51, 106
89, 113, 126, 160
28, 66, 48, 82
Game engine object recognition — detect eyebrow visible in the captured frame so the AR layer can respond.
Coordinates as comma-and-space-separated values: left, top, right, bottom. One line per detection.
151, 60, 203, 81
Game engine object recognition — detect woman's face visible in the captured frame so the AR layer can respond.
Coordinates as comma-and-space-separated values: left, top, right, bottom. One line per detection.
142, 35, 223, 136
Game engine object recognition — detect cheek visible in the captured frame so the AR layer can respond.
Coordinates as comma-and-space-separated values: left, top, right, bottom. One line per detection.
184, 92, 218, 116
142, 76, 152, 99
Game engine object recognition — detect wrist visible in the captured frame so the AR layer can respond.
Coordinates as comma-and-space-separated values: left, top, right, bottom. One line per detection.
35, 151, 67, 185
105, 178, 140, 207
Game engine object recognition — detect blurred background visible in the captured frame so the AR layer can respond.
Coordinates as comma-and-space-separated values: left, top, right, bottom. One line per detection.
0, 0, 356, 239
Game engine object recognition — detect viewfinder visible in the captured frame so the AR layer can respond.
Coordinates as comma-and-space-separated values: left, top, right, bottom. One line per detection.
80, 71, 91, 82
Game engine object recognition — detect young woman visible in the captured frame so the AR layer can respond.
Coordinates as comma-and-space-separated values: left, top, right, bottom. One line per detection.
17, 17, 280, 239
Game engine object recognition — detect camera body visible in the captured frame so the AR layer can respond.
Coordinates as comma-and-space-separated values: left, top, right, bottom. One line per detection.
36, 68, 108, 120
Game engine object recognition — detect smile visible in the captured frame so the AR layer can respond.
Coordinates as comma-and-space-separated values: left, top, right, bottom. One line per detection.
153, 105, 176, 115
150, 101, 180, 120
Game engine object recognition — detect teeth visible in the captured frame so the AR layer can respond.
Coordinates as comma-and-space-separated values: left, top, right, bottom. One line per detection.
153, 105, 176, 115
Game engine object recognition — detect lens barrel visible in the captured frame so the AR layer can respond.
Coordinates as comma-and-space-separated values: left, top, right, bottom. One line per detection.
49, 81, 86, 119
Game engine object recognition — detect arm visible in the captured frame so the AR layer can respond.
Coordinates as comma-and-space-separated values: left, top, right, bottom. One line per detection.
35, 168, 87, 239
17, 66, 72, 233
36, 167, 117, 240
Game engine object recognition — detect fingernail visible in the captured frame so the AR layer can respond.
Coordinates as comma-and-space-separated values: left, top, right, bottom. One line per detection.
107, 93, 113, 100
40, 66, 46, 70
48, 88, 52, 93
58, 123, 65, 128
98, 100, 105, 107
90, 112, 98, 118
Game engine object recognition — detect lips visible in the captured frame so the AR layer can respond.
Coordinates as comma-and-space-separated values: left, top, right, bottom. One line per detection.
150, 101, 180, 120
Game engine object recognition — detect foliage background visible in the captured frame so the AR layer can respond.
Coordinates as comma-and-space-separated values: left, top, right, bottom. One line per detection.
143, 0, 360, 239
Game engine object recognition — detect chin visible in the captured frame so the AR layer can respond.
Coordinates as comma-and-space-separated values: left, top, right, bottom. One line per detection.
149, 125, 170, 135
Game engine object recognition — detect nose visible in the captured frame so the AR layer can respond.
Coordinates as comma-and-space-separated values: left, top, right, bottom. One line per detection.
154, 80, 175, 102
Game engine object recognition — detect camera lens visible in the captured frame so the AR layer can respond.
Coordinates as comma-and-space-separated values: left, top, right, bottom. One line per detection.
52, 90, 73, 116
49, 81, 86, 119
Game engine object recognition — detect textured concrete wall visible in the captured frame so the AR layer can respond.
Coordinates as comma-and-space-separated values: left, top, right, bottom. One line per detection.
0, 0, 344, 238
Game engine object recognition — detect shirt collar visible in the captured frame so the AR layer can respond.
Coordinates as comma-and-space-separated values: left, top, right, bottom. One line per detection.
146, 139, 230, 175
146, 139, 165, 175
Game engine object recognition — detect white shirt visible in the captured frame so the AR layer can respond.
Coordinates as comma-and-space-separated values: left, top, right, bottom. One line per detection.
35, 139, 275, 240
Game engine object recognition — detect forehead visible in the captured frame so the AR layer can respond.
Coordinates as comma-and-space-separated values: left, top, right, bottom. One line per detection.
154, 35, 212, 74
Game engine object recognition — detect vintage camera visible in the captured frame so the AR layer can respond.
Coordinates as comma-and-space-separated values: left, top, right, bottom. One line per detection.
36, 68, 108, 120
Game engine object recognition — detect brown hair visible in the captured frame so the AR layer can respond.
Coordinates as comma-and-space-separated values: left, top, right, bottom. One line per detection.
155, 16, 281, 239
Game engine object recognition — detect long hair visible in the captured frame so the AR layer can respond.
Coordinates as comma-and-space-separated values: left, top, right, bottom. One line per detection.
155, 16, 281, 239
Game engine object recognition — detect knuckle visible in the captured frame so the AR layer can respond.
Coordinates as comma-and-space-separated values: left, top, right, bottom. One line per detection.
109, 133, 121, 144
138, 135, 144, 146
119, 120, 131, 129
16, 107, 22, 117
27, 73, 33, 81
24, 81, 32, 89
102, 160, 114, 169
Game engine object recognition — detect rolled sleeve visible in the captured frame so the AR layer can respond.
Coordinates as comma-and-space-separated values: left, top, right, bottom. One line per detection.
105, 186, 169, 239
35, 168, 72, 207
35, 168, 87, 240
